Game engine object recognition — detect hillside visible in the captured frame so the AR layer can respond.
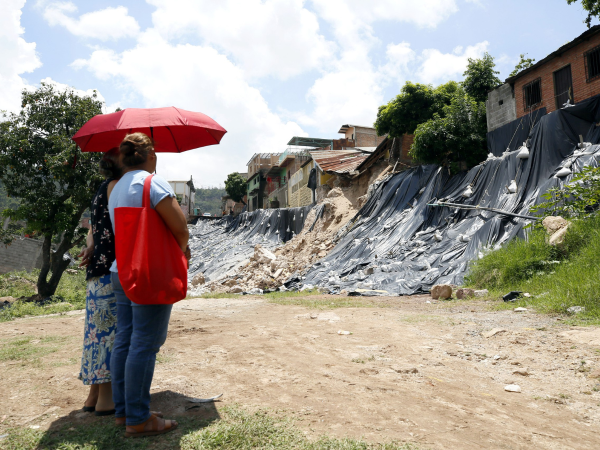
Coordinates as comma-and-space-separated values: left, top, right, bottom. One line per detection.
195, 187, 227, 216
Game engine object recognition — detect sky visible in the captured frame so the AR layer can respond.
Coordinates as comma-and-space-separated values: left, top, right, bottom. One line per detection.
1, 0, 597, 187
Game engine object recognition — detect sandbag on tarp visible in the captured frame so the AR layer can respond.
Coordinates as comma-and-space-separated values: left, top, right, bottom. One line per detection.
295, 95, 600, 295
188, 205, 312, 283
487, 108, 546, 157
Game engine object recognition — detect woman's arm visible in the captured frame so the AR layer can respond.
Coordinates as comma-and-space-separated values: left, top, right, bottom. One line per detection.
155, 196, 189, 253
78, 228, 94, 267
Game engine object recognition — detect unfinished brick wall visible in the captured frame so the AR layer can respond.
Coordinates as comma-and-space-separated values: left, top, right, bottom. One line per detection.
0, 238, 43, 274
355, 127, 386, 148
514, 32, 600, 118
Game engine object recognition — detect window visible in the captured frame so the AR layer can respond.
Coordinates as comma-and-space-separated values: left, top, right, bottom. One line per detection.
585, 45, 600, 81
498, 99, 503, 106
553, 65, 573, 109
523, 78, 542, 110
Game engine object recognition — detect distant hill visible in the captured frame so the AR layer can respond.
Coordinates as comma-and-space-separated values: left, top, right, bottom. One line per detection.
0, 181, 20, 213
195, 187, 227, 216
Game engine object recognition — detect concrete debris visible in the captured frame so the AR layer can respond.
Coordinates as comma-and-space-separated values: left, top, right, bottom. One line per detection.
191, 273, 206, 287
228, 286, 243, 294
483, 328, 507, 338
431, 284, 452, 300
456, 288, 475, 299
567, 306, 586, 314
474, 289, 489, 297
246, 288, 264, 295
504, 384, 522, 393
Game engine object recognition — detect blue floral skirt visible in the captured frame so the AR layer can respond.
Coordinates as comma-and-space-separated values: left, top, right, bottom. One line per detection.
78, 274, 117, 385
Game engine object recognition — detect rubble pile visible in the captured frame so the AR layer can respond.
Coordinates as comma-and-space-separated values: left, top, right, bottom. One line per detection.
197, 187, 363, 294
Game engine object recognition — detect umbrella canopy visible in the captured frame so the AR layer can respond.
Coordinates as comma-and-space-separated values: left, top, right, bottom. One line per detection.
72, 107, 227, 152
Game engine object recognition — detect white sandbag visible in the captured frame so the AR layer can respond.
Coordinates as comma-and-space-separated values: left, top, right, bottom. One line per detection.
508, 180, 517, 193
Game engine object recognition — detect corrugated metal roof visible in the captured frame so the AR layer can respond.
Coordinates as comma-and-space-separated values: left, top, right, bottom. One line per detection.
309, 150, 368, 174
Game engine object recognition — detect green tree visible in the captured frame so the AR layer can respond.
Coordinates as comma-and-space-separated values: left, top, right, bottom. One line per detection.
225, 172, 247, 205
410, 88, 488, 171
374, 81, 460, 137
509, 53, 536, 77
462, 52, 501, 103
0, 83, 104, 299
567, 0, 600, 27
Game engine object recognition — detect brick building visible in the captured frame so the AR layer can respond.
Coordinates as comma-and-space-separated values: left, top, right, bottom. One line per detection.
487, 25, 600, 132
338, 124, 386, 148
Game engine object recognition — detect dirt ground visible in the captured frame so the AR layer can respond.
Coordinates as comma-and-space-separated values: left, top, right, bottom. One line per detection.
2, 295, 600, 449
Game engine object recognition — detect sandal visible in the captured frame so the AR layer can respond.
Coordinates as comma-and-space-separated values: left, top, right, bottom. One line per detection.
125, 414, 177, 438
116, 411, 163, 427
82, 406, 95, 413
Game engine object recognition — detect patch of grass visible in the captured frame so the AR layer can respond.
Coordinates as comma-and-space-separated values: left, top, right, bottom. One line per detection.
465, 213, 600, 321
0, 269, 86, 322
0, 335, 68, 364
0, 406, 419, 450
198, 292, 240, 299
352, 358, 366, 364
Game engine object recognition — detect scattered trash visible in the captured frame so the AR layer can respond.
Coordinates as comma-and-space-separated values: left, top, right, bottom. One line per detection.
503, 291, 522, 302
504, 384, 522, 393
514, 307, 528, 312
483, 328, 507, 338
567, 306, 585, 314
337, 330, 352, 335
187, 393, 223, 403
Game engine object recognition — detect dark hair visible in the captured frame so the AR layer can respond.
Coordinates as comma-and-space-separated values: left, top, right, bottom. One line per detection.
99, 147, 122, 179
119, 133, 154, 167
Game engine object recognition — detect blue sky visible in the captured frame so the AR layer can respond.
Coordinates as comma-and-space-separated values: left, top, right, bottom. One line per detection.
1, 0, 595, 186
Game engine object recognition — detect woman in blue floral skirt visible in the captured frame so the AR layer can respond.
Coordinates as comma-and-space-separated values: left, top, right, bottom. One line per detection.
78, 148, 122, 416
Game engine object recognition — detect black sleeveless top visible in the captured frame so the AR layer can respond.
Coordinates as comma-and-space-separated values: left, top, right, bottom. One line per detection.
86, 179, 116, 280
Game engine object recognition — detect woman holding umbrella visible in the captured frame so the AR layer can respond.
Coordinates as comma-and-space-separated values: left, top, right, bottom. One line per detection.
108, 133, 190, 437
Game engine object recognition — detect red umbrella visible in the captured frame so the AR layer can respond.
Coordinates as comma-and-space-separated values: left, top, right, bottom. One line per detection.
72, 107, 227, 152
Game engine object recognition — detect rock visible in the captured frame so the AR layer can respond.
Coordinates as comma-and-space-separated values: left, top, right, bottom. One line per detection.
567, 306, 586, 314
273, 268, 283, 278
191, 273, 205, 286
431, 284, 452, 300
542, 216, 569, 235
513, 368, 530, 376
504, 384, 522, 393
587, 368, 600, 379
278, 285, 288, 292
391, 366, 419, 374
474, 289, 489, 297
228, 286, 243, 294
365, 267, 374, 275
0, 296, 16, 304
549, 226, 570, 246
456, 288, 475, 299
247, 288, 264, 295
318, 251, 327, 257
339, 290, 349, 296
359, 368, 379, 375
514, 307, 528, 312
223, 278, 237, 287
483, 328, 507, 338
65, 269, 78, 274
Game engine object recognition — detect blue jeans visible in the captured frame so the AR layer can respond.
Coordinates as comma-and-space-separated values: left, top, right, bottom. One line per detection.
110, 273, 173, 425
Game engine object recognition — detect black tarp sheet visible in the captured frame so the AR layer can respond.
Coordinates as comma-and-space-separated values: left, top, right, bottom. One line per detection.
486, 108, 546, 157
293, 96, 600, 295
188, 205, 312, 283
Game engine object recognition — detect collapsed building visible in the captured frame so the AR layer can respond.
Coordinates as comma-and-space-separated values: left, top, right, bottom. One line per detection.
188, 94, 600, 296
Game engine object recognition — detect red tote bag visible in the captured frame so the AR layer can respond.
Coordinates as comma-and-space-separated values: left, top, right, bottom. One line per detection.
114, 174, 188, 305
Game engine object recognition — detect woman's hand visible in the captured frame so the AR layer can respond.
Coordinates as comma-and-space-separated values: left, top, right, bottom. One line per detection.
78, 245, 93, 267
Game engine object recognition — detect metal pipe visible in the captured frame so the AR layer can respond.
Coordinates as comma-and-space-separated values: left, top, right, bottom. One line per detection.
427, 201, 539, 221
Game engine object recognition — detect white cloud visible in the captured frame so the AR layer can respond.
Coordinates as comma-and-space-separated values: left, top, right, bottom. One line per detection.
0, 0, 42, 113
146, 0, 334, 79
43, 2, 140, 41
71, 30, 306, 185
300, 0, 459, 132
417, 41, 489, 83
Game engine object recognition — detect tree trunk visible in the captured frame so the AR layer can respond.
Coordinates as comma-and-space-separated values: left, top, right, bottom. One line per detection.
36, 207, 87, 299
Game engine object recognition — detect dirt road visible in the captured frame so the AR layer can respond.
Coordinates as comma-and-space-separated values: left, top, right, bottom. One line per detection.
1, 295, 600, 449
